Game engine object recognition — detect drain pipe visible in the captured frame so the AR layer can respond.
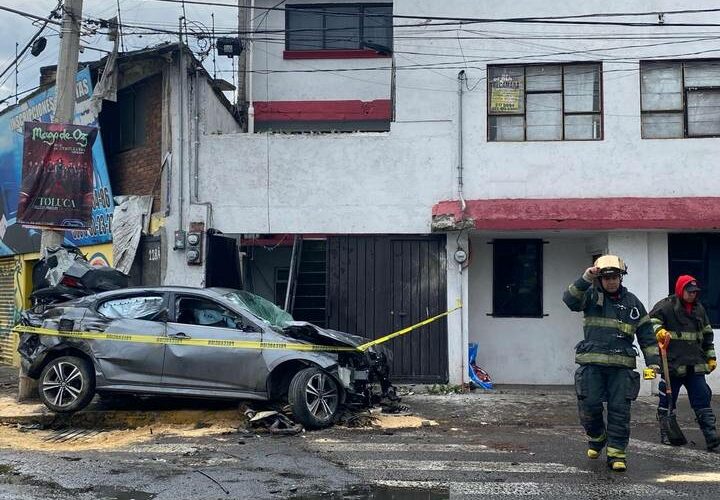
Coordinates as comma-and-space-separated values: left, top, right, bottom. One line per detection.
247, 0, 255, 133
457, 70, 468, 388
176, 18, 185, 236
457, 70, 467, 215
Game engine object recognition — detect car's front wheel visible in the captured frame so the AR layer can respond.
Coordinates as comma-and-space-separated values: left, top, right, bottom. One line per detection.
38, 356, 95, 413
288, 367, 340, 429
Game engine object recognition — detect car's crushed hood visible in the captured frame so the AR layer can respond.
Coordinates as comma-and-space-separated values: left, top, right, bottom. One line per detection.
282, 321, 368, 348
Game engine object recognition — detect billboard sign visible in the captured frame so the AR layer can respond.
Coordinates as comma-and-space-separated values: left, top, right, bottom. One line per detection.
0, 67, 114, 256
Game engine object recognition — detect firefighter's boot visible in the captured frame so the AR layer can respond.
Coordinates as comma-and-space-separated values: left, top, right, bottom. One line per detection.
695, 408, 720, 452
586, 433, 606, 459
606, 447, 627, 471
657, 408, 672, 445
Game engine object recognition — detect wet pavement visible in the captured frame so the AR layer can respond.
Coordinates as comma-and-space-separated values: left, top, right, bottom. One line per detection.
3, 365, 720, 499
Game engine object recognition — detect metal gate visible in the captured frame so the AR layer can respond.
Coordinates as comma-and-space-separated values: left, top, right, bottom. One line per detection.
327, 235, 448, 383
0, 257, 17, 366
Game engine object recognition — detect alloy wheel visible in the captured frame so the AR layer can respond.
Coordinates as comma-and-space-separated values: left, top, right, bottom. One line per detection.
41, 361, 84, 409
305, 372, 338, 420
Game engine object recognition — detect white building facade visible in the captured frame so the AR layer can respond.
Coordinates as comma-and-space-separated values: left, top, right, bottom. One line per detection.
165, 0, 720, 391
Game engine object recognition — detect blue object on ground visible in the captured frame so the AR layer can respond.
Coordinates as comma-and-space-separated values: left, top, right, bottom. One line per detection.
468, 342, 493, 389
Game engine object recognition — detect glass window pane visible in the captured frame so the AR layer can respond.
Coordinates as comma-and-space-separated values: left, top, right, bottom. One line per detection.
685, 61, 720, 87
324, 7, 360, 49
641, 62, 682, 111
526, 65, 562, 92
98, 296, 164, 320
688, 90, 720, 136
363, 6, 392, 50
488, 115, 524, 141
287, 9, 324, 50
641, 112, 684, 138
564, 65, 601, 113
564, 114, 601, 140
526, 93, 562, 140
488, 66, 525, 114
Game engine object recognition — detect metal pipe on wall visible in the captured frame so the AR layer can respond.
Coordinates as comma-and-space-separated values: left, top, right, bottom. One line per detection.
457, 70, 467, 214
176, 18, 185, 233
247, 0, 255, 133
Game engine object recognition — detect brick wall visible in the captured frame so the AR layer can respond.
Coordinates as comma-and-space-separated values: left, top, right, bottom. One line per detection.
105, 74, 163, 212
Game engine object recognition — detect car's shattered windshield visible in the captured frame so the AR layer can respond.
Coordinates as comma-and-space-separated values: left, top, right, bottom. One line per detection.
224, 291, 294, 329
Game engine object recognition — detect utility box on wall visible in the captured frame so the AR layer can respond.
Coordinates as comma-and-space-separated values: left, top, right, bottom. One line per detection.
186, 222, 205, 265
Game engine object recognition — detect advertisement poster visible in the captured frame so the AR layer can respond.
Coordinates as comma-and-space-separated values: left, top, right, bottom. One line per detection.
0, 67, 114, 256
18, 122, 96, 228
489, 72, 523, 113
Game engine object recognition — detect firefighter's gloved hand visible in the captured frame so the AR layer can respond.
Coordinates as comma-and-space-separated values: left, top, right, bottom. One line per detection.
583, 266, 600, 283
709, 359, 717, 373
647, 364, 661, 374
656, 328, 670, 344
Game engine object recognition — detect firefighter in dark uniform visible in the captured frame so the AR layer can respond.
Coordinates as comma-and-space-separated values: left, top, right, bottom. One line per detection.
650, 275, 719, 451
563, 255, 658, 471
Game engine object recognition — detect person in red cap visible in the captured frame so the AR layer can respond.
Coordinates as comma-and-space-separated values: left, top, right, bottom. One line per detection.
650, 275, 719, 451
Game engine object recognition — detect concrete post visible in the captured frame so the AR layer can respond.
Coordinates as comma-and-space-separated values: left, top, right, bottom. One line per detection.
18, 0, 83, 402
446, 231, 469, 386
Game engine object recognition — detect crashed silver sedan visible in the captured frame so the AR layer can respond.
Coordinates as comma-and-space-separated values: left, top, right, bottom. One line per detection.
17, 287, 395, 429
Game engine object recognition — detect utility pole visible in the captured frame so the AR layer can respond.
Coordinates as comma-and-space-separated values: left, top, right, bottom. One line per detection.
18, 0, 84, 402
41, 0, 83, 253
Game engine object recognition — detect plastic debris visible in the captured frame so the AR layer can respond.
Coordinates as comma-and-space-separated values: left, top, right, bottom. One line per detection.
468, 343, 493, 390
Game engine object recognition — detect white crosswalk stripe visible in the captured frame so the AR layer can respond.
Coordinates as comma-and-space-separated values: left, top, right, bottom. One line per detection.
348, 459, 587, 474
376, 480, 681, 497
307, 436, 686, 498
310, 441, 501, 453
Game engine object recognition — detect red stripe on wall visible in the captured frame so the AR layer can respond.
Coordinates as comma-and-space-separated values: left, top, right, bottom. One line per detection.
432, 198, 720, 230
254, 100, 392, 122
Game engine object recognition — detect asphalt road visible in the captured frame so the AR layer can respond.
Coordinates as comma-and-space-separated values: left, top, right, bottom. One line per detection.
2, 385, 720, 499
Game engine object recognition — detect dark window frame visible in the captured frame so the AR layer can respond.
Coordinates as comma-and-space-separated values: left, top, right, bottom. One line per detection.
101, 78, 149, 153
640, 59, 720, 139
668, 233, 720, 328
285, 3, 393, 53
491, 239, 544, 318
486, 62, 604, 142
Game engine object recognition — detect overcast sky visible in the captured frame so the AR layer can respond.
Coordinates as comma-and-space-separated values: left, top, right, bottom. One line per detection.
0, 0, 241, 108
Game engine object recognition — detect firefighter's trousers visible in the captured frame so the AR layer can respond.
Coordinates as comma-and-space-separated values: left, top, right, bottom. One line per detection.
574, 364, 641, 451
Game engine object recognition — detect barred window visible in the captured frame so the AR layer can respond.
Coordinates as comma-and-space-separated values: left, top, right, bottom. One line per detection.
492, 239, 543, 318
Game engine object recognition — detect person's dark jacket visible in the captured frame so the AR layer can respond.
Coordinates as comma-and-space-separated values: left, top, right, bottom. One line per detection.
650, 283, 715, 376
563, 275, 659, 369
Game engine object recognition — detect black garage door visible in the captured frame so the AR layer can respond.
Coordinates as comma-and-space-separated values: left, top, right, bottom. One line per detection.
326, 235, 448, 383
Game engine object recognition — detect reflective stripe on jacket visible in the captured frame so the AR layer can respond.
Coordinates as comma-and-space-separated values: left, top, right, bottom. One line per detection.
563, 276, 658, 369
649, 295, 715, 375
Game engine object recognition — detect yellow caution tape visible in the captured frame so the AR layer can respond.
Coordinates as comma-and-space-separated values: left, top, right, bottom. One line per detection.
356, 303, 463, 351
12, 303, 462, 354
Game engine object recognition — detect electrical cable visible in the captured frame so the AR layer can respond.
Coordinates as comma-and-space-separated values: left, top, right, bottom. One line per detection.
0, 2, 61, 82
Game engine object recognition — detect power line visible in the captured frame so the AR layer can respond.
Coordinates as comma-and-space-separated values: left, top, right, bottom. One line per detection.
143, 0, 720, 28
0, 2, 62, 82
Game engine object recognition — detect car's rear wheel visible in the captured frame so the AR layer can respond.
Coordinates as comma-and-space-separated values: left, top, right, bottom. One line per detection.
288, 367, 340, 429
38, 356, 95, 413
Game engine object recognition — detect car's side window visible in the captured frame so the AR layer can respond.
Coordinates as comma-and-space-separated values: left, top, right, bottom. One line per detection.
97, 295, 166, 320
175, 297, 254, 331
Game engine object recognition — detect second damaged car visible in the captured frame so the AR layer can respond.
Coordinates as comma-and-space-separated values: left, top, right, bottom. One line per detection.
17, 287, 395, 429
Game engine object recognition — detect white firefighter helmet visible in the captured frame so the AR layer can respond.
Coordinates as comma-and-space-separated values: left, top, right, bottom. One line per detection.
594, 255, 628, 277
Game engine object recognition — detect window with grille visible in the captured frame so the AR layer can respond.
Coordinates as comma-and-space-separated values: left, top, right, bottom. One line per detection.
492, 239, 544, 318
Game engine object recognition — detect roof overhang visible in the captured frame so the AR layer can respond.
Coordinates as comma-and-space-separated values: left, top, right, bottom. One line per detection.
432, 197, 720, 231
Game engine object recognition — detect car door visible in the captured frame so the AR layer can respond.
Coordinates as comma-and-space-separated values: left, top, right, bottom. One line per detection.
161, 293, 267, 394
87, 292, 169, 386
